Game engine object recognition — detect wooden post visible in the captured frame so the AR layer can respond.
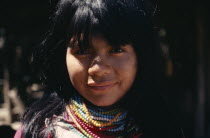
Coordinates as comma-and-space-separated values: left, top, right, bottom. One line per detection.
194, 4, 206, 137
2, 67, 11, 124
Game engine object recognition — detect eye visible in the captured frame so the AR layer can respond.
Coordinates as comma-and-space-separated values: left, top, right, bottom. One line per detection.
75, 48, 90, 55
109, 47, 125, 54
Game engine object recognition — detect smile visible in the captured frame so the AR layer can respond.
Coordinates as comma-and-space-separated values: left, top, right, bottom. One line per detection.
87, 82, 117, 91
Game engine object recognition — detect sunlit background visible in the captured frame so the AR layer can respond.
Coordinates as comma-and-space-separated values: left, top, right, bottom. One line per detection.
0, 0, 209, 137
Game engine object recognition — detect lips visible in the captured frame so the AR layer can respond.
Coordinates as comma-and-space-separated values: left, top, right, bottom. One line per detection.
87, 81, 117, 91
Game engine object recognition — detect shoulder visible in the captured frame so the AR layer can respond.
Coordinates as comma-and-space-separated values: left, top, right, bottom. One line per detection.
14, 126, 22, 138
46, 115, 85, 138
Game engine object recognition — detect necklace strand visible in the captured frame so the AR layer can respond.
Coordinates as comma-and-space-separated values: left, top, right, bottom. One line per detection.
65, 94, 142, 137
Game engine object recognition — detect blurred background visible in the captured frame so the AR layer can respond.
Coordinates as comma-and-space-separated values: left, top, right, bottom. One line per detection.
0, 0, 209, 137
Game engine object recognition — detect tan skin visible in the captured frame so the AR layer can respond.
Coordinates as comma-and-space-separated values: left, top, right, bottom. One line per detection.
66, 37, 137, 106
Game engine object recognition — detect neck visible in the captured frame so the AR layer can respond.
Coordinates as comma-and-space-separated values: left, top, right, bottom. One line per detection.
65, 93, 142, 137
67, 94, 127, 126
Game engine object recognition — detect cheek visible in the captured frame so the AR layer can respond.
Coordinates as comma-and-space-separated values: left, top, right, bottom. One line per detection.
66, 56, 88, 87
113, 55, 137, 75
123, 63, 137, 84
113, 55, 137, 87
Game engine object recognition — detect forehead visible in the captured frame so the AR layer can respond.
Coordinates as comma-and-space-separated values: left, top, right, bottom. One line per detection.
91, 37, 111, 49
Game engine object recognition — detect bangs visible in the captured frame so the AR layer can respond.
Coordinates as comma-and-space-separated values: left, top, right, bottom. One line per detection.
66, 0, 152, 50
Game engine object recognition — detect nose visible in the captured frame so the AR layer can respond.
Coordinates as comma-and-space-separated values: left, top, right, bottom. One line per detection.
88, 56, 112, 77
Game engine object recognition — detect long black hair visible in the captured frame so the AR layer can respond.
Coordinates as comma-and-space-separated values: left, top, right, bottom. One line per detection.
21, 0, 184, 137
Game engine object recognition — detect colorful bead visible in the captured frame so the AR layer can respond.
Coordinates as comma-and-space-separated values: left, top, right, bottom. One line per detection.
65, 94, 142, 137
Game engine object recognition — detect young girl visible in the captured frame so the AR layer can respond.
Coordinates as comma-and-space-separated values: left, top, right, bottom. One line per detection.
15, 0, 184, 137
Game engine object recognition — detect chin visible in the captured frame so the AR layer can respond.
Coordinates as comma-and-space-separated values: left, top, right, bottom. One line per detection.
88, 97, 118, 107
93, 102, 114, 107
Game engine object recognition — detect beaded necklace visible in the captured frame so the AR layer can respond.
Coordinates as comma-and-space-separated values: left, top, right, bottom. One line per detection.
65, 94, 143, 138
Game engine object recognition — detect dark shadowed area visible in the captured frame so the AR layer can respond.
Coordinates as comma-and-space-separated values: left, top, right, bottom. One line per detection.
0, 0, 209, 138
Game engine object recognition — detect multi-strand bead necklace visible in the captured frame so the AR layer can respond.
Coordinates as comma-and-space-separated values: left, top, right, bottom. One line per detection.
65, 94, 132, 138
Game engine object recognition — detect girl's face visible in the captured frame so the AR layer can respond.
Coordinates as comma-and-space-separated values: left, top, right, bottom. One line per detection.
66, 37, 137, 106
